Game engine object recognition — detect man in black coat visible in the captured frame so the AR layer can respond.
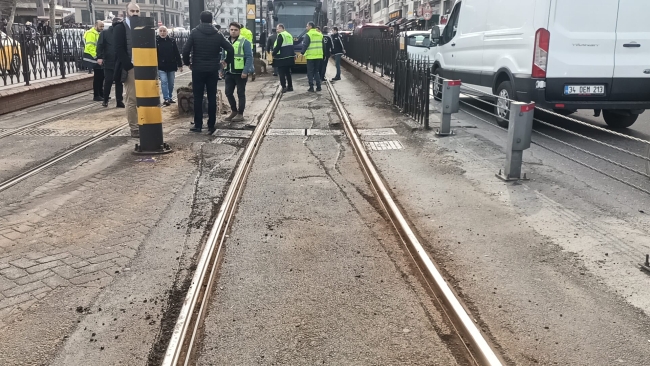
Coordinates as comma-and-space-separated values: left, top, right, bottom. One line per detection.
182, 11, 234, 133
97, 17, 124, 108
320, 27, 333, 82
266, 29, 278, 76
113, 2, 141, 137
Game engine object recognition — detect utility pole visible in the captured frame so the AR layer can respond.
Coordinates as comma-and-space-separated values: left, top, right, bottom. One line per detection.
163, 0, 167, 25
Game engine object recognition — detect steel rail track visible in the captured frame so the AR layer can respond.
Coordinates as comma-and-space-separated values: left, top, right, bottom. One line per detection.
326, 81, 504, 366
0, 123, 127, 192
162, 86, 283, 366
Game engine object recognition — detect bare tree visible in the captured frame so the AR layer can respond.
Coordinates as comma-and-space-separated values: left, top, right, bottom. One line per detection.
206, 0, 227, 18
1, 0, 18, 36
49, 0, 55, 34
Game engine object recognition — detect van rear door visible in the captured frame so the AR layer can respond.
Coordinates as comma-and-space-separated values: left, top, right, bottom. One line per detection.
545, 0, 619, 100
611, 0, 650, 101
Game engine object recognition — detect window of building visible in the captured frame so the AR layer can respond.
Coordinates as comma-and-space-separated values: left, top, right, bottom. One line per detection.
81, 10, 90, 24
221, 18, 226, 24
136, 0, 145, 3
381, 0, 388, 8
373, 1, 380, 13
94, 10, 104, 21
150, 0, 157, 4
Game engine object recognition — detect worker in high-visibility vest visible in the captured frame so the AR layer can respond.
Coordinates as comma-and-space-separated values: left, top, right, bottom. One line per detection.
239, 24, 254, 44
301, 21, 323, 92
272, 24, 295, 93
83, 20, 105, 101
222, 22, 255, 123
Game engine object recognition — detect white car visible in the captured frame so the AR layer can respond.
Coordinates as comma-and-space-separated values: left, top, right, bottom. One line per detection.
399, 28, 445, 60
430, 0, 650, 128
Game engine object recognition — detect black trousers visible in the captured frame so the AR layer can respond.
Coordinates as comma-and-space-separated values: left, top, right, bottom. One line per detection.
103, 68, 123, 103
192, 71, 218, 129
321, 56, 329, 80
93, 68, 104, 98
225, 73, 248, 114
306, 59, 322, 88
278, 66, 293, 89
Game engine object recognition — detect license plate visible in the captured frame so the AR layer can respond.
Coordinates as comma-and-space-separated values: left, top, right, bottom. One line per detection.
564, 85, 605, 95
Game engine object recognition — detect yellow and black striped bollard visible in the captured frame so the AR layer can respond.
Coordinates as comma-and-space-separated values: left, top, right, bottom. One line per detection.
132, 16, 172, 154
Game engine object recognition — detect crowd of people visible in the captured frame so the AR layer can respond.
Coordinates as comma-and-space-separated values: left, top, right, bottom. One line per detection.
80, 2, 347, 137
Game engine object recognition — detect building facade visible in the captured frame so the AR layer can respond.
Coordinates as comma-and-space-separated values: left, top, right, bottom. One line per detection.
327, 0, 451, 30
69, 0, 184, 27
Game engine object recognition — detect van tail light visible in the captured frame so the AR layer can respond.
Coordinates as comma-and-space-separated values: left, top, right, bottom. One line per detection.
532, 28, 550, 78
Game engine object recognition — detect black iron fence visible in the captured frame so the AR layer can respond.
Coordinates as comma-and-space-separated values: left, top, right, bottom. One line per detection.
343, 35, 432, 128
343, 35, 400, 82
393, 54, 431, 128
0, 28, 192, 88
1, 29, 87, 87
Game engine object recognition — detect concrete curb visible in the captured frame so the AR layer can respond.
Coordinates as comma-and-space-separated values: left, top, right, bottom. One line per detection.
0, 73, 93, 115
340, 57, 394, 102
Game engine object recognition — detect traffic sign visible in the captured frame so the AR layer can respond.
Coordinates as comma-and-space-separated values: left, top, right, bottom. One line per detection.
246, 4, 256, 20
423, 4, 433, 21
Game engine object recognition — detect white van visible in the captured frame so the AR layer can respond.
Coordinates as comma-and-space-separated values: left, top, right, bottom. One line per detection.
430, 0, 650, 128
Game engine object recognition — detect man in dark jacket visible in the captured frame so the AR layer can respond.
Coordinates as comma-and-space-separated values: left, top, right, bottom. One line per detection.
97, 17, 124, 108
330, 26, 345, 81
272, 23, 295, 93
156, 26, 183, 106
320, 27, 333, 82
182, 11, 234, 133
266, 29, 278, 76
113, 2, 141, 137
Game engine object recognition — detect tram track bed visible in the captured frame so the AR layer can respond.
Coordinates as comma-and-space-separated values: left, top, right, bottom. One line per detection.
1, 68, 650, 366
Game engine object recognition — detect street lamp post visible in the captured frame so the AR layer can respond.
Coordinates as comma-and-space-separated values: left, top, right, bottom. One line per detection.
163, 0, 167, 26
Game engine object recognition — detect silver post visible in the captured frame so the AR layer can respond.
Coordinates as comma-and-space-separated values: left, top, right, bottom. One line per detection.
497, 102, 535, 181
435, 79, 460, 136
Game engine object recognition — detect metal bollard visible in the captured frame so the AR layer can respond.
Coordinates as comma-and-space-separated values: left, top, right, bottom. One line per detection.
131, 17, 172, 155
435, 79, 461, 136
496, 102, 535, 181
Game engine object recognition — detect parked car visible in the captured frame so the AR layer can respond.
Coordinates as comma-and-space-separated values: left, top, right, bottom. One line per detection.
399, 27, 445, 59
45, 28, 85, 63
430, 0, 650, 128
0, 31, 21, 74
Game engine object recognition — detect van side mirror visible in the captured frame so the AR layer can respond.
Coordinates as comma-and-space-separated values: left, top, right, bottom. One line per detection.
430, 25, 441, 40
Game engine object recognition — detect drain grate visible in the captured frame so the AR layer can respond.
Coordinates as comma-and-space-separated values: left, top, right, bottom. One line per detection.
212, 137, 247, 145
15, 128, 100, 137
363, 140, 404, 151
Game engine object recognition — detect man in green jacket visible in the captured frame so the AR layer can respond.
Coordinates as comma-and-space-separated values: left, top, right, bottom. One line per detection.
83, 21, 105, 101
301, 21, 323, 92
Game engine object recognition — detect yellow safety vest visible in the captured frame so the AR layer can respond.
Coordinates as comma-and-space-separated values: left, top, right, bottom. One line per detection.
83, 28, 100, 58
274, 31, 294, 59
304, 29, 323, 60
225, 37, 246, 73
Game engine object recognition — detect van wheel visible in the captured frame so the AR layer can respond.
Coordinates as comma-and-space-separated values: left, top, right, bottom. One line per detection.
602, 110, 638, 129
494, 81, 514, 128
432, 69, 443, 101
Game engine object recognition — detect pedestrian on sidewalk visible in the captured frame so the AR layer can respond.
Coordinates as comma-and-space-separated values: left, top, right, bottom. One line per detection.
83, 21, 105, 101
266, 29, 278, 76
330, 27, 345, 81
97, 17, 124, 108
320, 26, 333, 82
156, 26, 183, 106
222, 22, 254, 123
272, 23, 294, 93
182, 11, 234, 133
301, 22, 323, 92
113, 2, 140, 137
